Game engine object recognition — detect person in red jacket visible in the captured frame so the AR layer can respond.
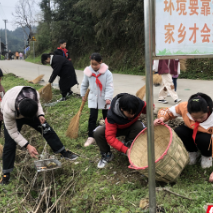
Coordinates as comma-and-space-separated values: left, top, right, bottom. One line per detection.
93, 93, 147, 168
54, 39, 71, 61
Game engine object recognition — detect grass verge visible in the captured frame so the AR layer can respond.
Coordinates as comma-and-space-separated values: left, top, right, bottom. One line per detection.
25, 49, 51, 65
0, 74, 212, 213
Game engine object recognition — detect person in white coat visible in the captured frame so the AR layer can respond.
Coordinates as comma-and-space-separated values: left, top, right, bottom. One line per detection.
81, 53, 114, 147
0, 86, 78, 185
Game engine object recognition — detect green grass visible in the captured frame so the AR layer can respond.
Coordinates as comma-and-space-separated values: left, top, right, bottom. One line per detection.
1, 74, 212, 212
75, 67, 145, 76
25, 49, 51, 64
157, 48, 213, 56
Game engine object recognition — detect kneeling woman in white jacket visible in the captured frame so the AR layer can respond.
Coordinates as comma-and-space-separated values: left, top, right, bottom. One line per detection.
81, 53, 114, 147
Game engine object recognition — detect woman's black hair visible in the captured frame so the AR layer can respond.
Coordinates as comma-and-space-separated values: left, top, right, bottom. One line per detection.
0, 68, 3, 77
119, 94, 139, 115
90, 53, 102, 63
41, 53, 51, 65
59, 39, 66, 44
187, 93, 213, 114
19, 98, 38, 118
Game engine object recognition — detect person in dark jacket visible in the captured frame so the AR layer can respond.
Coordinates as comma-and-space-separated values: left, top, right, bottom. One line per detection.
93, 93, 147, 168
41, 54, 78, 102
9, 51, 13, 60
0, 68, 5, 132
54, 39, 71, 61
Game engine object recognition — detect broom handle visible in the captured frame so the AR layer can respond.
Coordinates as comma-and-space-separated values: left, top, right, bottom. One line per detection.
79, 89, 90, 113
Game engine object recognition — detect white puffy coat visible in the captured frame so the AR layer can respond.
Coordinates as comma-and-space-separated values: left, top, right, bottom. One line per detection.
1, 86, 44, 147
80, 63, 114, 109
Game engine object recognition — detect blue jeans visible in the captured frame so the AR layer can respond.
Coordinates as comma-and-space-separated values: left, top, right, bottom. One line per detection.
172, 78, 177, 91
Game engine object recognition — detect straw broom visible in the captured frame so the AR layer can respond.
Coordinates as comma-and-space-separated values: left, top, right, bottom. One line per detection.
137, 72, 162, 100
0, 144, 3, 159
136, 85, 146, 100
142, 73, 162, 85
153, 73, 162, 85
180, 59, 187, 71
66, 89, 90, 139
29, 75, 44, 84
38, 83, 52, 102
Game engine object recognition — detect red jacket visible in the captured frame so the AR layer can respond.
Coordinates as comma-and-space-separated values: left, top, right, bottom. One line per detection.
105, 93, 146, 154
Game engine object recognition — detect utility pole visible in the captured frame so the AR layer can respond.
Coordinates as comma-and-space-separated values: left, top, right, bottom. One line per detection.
0, 35, 1, 58
144, 0, 156, 212
24, 32, 25, 48
24, 32, 26, 57
3, 20, 8, 59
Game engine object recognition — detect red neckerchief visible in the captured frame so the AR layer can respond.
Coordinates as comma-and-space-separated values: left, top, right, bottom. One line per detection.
191, 112, 210, 144
57, 47, 68, 58
92, 73, 102, 94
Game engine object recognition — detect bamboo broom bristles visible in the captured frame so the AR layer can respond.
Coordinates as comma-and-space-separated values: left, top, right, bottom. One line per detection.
66, 89, 90, 139
38, 83, 52, 102
29, 75, 44, 84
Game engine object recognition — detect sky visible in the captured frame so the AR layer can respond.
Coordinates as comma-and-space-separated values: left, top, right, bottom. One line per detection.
0, 0, 41, 31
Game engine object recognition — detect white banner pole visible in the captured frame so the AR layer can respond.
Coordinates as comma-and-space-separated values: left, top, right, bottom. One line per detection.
144, 0, 156, 212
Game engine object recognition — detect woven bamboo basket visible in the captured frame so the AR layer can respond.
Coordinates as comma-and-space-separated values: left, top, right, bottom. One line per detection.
128, 124, 189, 183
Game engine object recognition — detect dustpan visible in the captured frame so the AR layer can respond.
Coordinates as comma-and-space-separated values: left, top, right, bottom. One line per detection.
34, 158, 61, 172
34, 123, 61, 172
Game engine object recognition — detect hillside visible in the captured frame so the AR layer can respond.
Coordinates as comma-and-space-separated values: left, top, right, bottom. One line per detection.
0, 27, 30, 52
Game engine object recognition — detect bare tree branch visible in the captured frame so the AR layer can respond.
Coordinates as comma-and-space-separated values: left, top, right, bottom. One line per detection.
12, 0, 37, 36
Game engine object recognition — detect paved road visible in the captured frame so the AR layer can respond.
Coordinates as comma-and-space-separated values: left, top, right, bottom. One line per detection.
0, 60, 213, 109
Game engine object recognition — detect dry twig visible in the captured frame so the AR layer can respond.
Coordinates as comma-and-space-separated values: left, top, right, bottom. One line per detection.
156, 187, 195, 200
33, 187, 48, 213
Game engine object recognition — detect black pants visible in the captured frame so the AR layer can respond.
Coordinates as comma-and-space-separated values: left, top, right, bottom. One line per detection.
59, 77, 73, 98
94, 120, 144, 154
175, 125, 212, 157
61, 88, 72, 98
3, 117, 65, 174
88, 108, 108, 137
172, 78, 177, 91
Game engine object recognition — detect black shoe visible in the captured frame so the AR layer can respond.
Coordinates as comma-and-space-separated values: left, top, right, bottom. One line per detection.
174, 99, 182, 103
158, 99, 168, 104
154, 83, 161, 87
66, 91, 73, 98
61, 150, 78, 161
57, 97, 66, 102
0, 174, 10, 185
124, 140, 133, 148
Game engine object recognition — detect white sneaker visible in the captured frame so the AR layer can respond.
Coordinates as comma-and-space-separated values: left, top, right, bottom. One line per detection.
201, 155, 212, 169
97, 152, 114, 168
174, 99, 182, 103
188, 152, 200, 165
84, 137, 95, 147
158, 99, 168, 104
167, 94, 171, 97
